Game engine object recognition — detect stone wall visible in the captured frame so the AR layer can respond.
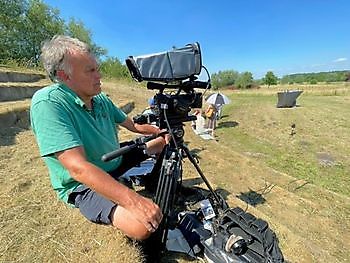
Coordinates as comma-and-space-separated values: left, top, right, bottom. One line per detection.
0, 71, 46, 83
0, 86, 43, 102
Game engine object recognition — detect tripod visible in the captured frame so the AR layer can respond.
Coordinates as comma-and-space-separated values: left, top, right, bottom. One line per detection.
152, 130, 226, 252
101, 125, 226, 259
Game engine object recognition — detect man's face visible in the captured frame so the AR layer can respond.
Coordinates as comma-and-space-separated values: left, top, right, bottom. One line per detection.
64, 51, 102, 100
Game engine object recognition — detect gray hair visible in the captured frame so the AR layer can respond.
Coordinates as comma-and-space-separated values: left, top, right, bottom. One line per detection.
40, 35, 91, 81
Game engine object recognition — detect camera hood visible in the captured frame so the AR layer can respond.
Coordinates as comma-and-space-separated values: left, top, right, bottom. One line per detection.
125, 42, 202, 82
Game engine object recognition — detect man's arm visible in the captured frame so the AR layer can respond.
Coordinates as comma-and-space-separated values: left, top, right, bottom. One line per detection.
120, 117, 160, 135
56, 146, 162, 232
120, 117, 167, 155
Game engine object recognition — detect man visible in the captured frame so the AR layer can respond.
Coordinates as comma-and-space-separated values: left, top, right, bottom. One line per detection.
30, 35, 165, 240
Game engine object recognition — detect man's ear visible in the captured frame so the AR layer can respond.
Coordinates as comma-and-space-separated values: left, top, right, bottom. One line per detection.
56, 70, 70, 81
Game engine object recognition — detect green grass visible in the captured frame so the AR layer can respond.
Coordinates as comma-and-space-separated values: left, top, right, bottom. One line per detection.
216, 86, 350, 196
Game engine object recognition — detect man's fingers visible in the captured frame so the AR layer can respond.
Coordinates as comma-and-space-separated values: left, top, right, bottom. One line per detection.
135, 196, 163, 233
144, 221, 158, 233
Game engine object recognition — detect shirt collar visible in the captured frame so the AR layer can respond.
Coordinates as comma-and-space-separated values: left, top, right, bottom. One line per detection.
57, 82, 94, 108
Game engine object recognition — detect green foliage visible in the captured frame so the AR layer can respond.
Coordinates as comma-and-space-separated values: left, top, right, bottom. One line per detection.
263, 71, 278, 87
24, 0, 65, 64
309, 78, 318, 84
211, 70, 256, 89
0, 0, 106, 67
66, 18, 107, 59
235, 71, 254, 89
280, 71, 349, 84
0, 0, 27, 60
211, 70, 239, 89
99, 57, 130, 79
0, 0, 64, 66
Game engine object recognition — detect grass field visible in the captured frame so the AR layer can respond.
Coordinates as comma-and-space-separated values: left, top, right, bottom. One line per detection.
1, 79, 349, 262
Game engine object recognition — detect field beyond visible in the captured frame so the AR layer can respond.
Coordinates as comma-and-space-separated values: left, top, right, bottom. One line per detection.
1, 80, 350, 262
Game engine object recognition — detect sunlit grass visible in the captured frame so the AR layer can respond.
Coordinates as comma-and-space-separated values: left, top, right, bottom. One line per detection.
216, 85, 350, 195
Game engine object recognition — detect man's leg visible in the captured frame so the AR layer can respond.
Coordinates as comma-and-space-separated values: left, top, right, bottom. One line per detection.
111, 206, 152, 240
68, 185, 152, 240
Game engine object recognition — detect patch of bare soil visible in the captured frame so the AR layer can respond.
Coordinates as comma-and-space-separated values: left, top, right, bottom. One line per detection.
1, 80, 349, 262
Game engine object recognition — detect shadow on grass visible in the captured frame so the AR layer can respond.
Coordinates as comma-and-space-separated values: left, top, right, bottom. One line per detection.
236, 189, 266, 206
187, 147, 205, 160
0, 126, 29, 146
182, 177, 204, 187
216, 121, 239, 129
0, 112, 30, 146
220, 114, 230, 119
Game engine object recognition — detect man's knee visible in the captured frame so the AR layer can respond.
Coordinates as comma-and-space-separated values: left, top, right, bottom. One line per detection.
111, 206, 152, 241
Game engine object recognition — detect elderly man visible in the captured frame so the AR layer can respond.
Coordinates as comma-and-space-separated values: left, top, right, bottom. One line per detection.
30, 35, 165, 240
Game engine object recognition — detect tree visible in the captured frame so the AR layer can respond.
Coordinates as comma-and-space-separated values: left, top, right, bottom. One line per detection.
236, 71, 254, 89
66, 18, 107, 59
0, 0, 29, 61
0, 0, 64, 65
211, 70, 239, 89
24, 0, 65, 64
263, 71, 278, 87
99, 57, 130, 79
0, 0, 106, 66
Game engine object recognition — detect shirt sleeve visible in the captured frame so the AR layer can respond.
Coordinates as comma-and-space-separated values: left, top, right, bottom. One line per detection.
31, 100, 82, 157
101, 93, 127, 124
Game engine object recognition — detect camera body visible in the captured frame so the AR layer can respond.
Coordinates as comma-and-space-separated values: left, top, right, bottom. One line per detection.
127, 42, 210, 144
133, 88, 203, 143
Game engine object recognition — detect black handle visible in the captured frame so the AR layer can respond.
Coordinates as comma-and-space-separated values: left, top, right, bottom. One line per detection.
101, 144, 137, 162
101, 133, 165, 162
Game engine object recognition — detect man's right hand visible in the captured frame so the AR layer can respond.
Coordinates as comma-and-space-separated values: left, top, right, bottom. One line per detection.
125, 190, 163, 232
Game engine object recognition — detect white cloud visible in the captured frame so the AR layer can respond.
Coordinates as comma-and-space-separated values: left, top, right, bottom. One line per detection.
333, 57, 348, 63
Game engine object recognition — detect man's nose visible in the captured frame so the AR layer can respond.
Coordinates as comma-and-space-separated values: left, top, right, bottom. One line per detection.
95, 70, 101, 80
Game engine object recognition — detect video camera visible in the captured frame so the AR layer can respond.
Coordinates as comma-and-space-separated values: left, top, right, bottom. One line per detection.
126, 42, 211, 138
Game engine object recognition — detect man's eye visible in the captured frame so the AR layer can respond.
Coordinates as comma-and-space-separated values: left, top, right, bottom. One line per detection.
87, 68, 96, 73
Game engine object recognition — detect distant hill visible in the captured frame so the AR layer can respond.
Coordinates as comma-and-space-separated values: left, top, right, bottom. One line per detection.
280, 70, 350, 84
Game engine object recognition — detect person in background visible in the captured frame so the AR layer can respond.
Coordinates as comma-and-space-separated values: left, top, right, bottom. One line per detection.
215, 104, 223, 119
191, 108, 201, 130
205, 103, 217, 136
30, 35, 167, 240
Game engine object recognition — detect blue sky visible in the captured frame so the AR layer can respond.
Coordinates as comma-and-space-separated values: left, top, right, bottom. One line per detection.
44, 0, 350, 79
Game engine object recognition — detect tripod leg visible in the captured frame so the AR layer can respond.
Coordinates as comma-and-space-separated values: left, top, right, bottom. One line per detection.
153, 147, 181, 249
182, 145, 223, 206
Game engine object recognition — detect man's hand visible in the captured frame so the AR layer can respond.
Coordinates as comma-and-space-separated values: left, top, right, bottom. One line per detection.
125, 190, 163, 232
121, 117, 160, 136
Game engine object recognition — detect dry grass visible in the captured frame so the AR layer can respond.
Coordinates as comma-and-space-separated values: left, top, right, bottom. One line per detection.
1, 78, 350, 262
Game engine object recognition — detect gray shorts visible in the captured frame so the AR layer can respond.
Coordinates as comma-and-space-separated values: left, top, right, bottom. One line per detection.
67, 141, 149, 225
68, 184, 116, 224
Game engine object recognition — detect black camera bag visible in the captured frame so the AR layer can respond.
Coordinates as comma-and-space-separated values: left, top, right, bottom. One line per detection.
202, 207, 284, 263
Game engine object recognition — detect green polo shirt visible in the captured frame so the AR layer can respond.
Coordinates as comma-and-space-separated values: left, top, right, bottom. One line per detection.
30, 83, 127, 203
